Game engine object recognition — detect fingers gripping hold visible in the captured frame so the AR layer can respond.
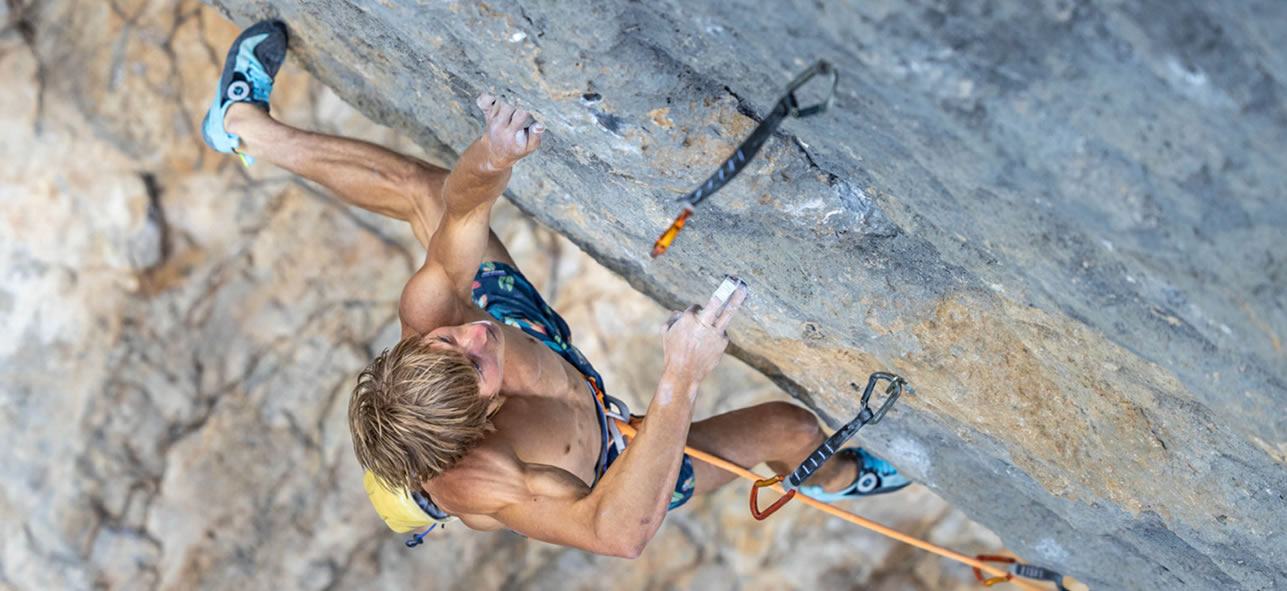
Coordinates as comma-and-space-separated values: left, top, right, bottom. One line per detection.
476, 93, 498, 118
475, 92, 545, 167
516, 122, 545, 151
698, 275, 749, 330
661, 277, 748, 383
496, 102, 517, 127
510, 109, 529, 129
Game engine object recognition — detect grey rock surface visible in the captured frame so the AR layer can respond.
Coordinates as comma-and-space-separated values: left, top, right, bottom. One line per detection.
0, 2, 1005, 591
198, 1, 1287, 589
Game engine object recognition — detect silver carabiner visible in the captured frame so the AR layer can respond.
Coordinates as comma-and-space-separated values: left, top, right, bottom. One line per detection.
784, 60, 838, 118
860, 372, 908, 425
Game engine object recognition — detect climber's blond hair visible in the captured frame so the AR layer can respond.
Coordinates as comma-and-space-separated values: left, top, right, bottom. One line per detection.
348, 337, 487, 489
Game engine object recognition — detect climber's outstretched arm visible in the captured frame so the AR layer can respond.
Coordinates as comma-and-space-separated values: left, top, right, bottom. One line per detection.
398, 94, 544, 328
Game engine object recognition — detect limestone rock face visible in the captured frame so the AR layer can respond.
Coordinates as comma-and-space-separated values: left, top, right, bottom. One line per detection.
193, 1, 1287, 589
3, 1, 1002, 591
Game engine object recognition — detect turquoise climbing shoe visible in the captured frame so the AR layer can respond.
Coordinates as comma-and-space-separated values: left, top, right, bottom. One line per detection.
796, 448, 911, 500
201, 20, 288, 165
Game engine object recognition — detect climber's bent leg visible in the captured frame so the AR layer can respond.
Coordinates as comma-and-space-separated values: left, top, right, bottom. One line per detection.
685, 401, 858, 496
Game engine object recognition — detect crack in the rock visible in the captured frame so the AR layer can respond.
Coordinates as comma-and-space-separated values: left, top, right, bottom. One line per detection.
282, 409, 320, 451
1134, 402, 1170, 450
7, 0, 47, 135
239, 299, 389, 442
85, 493, 163, 559
723, 84, 831, 178
160, 337, 260, 452
515, 5, 542, 45
792, 136, 821, 170
134, 341, 193, 398
139, 172, 173, 271
182, 262, 229, 327
723, 85, 754, 119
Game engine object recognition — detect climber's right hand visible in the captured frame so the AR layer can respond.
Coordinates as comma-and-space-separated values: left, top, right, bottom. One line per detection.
661, 277, 749, 383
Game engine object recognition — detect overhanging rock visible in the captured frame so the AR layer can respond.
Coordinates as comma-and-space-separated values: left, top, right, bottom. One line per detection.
206, 1, 1286, 589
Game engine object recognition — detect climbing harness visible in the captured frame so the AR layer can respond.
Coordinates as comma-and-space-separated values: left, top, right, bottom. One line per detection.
650, 60, 839, 257
750, 372, 908, 519
974, 555, 1072, 591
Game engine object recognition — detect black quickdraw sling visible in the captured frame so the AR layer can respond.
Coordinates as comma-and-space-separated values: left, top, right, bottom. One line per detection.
749, 372, 908, 519
651, 60, 838, 257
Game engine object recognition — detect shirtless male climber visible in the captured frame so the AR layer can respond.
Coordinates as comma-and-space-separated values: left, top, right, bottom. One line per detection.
202, 21, 909, 557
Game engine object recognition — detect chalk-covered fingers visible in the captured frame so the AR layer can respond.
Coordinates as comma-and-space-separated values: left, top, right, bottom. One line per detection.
509, 108, 529, 129
696, 275, 750, 331
714, 280, 748, 330
661, 277, 750, 385
516, 120, 544, 153
476, 93, 545, 168
508, 107, 544, 151
476, 93, 499, 119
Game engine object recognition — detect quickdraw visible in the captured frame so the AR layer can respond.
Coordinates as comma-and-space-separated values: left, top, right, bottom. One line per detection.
751, 372, 908, 520
974, 555, 1072, 591
607, 421, 1066, 591
651, 60, 838, 257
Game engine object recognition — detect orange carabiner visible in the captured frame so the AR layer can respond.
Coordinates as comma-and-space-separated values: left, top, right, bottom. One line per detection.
650, 206, 694, 258
749, 475, 797, 520
973, 555, 1017, 586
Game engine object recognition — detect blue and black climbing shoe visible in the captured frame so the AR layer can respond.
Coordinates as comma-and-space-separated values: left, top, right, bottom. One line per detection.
201, 20, 288, 165
797, 448, 911, 500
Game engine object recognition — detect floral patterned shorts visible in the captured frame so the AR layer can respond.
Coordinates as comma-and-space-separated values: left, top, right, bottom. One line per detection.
471, 261, 696, 510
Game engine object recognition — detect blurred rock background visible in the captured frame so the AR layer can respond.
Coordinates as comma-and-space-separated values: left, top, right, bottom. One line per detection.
0, 1, 1002, 589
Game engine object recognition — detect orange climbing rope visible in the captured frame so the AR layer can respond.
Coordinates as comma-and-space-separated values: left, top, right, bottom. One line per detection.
611, 418, 1052, 591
